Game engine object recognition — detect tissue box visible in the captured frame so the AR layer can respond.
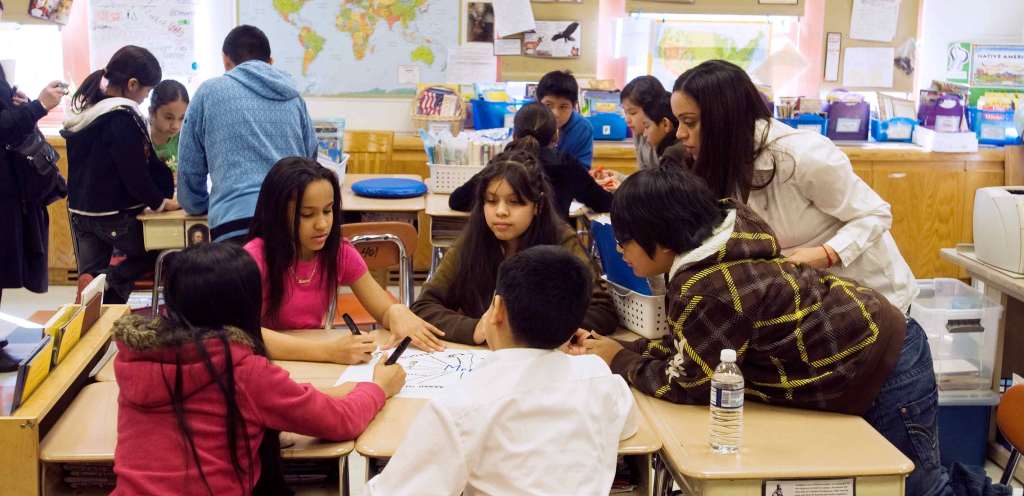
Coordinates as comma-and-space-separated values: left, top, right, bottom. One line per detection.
913, 126, 978, 152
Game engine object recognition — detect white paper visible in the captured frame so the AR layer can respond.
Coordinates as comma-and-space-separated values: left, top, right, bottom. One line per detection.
763, 479, 854, 496
824, 33, 841, 82
493, 0, 536, 38
750, 41, 807, 87
842, 47, 894, 88
89, 0, 196, 79
335, 348, 491, 399
494, 38, 523, 56
446, 45, 498, 84
397, 65, 420, 85
849, 0, 900, 43
524, 21, 582, 59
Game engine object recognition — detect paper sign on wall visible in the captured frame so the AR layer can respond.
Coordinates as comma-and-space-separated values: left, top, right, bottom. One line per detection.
849, 0, 901, 43
842, 47, 895, 88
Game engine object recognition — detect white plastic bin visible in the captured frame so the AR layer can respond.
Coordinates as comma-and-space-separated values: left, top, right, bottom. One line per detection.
910, 278, 1002, 392
603, 276, 669, 339
427, 163, 484, 194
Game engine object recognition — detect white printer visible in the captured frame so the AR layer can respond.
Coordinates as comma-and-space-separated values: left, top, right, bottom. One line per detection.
974, 186, 1024, 273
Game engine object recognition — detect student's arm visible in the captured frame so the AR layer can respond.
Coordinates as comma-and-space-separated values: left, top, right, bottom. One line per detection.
599, 295, 753, 405
564, 234, 619, 334
103, 112, 171, 210
791, 141, 893, 266
176, 91, 209, 214
349, 272, 446, 352
565, 156, 613, 212
0, 99, 46, 146
410, 249, 480, 345
261, 327, 376, 364
239, 355, 386, 441
447, 173, 480, 212
366, 401, 468, 496
571, 114, 594, 168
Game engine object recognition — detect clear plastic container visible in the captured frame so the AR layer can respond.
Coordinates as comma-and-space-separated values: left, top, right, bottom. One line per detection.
910, 278, 1002, 393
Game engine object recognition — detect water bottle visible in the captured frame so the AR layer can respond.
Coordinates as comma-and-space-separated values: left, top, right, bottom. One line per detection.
710, 348, 743, 454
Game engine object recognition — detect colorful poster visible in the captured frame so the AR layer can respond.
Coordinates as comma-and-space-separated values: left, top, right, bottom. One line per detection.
971, 45, 1024, 88
524, 21, 581, 59
649, 20, 770, 90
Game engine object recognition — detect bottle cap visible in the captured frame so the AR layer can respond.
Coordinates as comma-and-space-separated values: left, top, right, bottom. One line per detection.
720, 349, 737, 362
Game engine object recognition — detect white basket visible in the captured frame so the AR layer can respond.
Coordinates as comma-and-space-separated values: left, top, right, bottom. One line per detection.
603, 276, 669, 339
427, 163, 484, 194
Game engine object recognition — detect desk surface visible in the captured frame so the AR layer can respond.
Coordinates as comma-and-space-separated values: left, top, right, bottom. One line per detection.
425, 193, 468, 218
342, 174, 426, 212
940, 247, 1024, 302
39, 382, 353, 463
634, 393, 913, 481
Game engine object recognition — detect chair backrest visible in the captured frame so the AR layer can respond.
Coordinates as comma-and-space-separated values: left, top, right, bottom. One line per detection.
998, 384, 1024, 451
341, 222, 418, 306
344, 131, 394, 174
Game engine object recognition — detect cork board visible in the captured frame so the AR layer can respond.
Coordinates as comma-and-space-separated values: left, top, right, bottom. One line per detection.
497, 0, 600, 81
822, 0, 920, 92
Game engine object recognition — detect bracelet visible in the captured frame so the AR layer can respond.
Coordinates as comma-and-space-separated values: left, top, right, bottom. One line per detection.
822, 246, 834, 268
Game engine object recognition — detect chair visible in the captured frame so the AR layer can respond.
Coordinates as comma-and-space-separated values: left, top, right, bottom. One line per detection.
344, 131, 394, 174
997, 384, 1024, 486
325, 222, 418, 329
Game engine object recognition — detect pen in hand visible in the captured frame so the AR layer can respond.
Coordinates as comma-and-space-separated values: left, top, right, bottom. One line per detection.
385, 336, 412, 365
341, 313, 361, 335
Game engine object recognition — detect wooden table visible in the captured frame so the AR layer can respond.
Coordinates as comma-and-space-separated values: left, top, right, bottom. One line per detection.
634, 393, 914, 495
341, 174, 426, 213
424, 193, 468, 278
0, 305, 129, 496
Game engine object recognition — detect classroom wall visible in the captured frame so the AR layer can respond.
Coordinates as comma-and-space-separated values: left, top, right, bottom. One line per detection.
916, 0, 1024, 90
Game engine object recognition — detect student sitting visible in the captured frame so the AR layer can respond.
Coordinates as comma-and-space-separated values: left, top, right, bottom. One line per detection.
245, 157, 446, 362
413, 150, 618, 344
111, 242, 405, 495
448, 102, 612, 220
62, 45, 178, 304
537, 70, 593, 169
584, 166, 1006, 496
620, 75, 667, 170
148, 79, 189, 167
369, 245, 638, 495
639, 90, 685, 161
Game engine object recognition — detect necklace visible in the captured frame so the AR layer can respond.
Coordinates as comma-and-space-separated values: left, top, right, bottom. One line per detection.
290, 260, 318, 285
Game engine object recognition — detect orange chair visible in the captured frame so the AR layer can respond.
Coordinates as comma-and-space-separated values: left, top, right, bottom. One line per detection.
324, 222, 418, 329
997, 384, 1024, 486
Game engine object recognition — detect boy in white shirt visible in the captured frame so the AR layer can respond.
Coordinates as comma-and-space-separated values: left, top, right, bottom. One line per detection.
367, 245, 638, 496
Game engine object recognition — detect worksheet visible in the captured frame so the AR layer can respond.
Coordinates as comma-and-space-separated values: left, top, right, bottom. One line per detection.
335, 348, 490, 399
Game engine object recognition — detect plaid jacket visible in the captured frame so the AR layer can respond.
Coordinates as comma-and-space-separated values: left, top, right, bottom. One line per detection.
611, 203, 906, 415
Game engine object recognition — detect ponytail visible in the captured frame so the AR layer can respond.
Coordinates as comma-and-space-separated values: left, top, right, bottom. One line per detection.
511, 102, 558, 149
505, 134, 542, 157
71, 45, 162, 113
71, 69, 107, 113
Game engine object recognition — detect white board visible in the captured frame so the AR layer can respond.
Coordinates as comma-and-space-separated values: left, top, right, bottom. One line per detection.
89, 0, 196, 80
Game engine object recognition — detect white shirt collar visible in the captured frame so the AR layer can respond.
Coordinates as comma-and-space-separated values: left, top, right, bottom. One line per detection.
669, 208, 737, 279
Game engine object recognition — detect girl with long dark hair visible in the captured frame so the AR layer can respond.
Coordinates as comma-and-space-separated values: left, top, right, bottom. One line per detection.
111, 243, 404, 495
449, 102, 612, 220
671, 59, 916, 312
414, 150, 618, 345
245, 157, 446, 360
61, 45, 179, 303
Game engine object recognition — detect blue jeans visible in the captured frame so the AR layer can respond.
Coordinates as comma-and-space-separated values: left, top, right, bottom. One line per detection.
863, 318, 1008, 496
70, 211, 156, 304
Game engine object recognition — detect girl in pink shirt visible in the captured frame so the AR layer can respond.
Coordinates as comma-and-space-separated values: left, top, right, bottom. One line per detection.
245, 157, 445, 365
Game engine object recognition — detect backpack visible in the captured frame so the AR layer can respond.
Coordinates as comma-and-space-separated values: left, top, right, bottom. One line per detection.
7, 128, 68, 207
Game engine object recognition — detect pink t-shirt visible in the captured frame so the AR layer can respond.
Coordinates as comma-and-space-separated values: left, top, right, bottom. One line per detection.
244, 237, 369, 330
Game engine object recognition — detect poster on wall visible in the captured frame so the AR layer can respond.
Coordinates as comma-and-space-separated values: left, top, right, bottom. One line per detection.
649, 20, 770, 90
523, 21, 581, 58
465, 1, 495, 43
28, 0, 74, 25
970, 45, 1024, 88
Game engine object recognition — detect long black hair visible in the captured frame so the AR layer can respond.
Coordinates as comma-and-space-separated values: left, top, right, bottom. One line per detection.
71, 45, 161, 112
620, 75, 665, 107
640, 90, 679, 156
248, 157, 342, 327
162, 243, 289, 495
448, 150, 565, 317
149, 79, 190, 116
673, 59, 773, 201
505, 102, 558, 155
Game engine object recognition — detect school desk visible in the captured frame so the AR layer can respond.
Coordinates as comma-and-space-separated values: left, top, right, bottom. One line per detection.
38, 381, 355, 496
633, 392, 914, 496
424, 192, 469, 278
0, 305, 129, 496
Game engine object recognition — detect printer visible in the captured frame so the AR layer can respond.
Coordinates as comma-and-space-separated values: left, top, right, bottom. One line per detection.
974, 186, 1024, 273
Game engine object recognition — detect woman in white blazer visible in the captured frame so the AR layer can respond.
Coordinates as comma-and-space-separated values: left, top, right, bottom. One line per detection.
669, 60, 916, 312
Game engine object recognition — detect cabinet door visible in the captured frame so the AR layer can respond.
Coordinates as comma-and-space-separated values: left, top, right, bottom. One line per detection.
872, 162, 964, 279
851, 161, 873, 189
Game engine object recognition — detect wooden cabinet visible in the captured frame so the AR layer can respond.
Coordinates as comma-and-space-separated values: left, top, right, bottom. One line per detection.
45, 136, 76, 284
851, 161, 873, 188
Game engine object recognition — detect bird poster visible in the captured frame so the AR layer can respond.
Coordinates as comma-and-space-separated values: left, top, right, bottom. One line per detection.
523, 21, 581, 58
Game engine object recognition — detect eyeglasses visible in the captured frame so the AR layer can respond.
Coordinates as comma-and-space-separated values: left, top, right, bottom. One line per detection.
615, 237, 631, 251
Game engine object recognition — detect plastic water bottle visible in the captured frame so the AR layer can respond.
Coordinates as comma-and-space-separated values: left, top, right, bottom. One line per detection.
710, 349, 743, 454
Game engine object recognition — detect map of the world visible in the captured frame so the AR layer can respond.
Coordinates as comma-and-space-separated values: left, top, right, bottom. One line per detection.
240, 0, 458, 96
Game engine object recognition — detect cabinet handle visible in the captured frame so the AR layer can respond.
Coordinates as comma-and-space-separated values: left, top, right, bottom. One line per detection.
887, 172, 907, 179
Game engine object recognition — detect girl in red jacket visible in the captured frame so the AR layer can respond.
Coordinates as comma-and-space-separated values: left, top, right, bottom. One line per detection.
111, 242, 405, 495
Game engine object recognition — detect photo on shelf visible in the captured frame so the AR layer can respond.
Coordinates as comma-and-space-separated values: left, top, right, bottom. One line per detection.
465, 1, 496, 43
524, 21, 581, 58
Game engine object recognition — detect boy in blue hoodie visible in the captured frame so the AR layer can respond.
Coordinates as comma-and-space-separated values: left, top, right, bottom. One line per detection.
178, 25, 318, 242
536, 70, 593, 170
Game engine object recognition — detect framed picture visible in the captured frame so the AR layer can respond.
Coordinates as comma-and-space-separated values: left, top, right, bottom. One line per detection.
757, 0, 798, 4
185, 221, 210, 247
463, 0, 495, 44
27, 0, 74, 25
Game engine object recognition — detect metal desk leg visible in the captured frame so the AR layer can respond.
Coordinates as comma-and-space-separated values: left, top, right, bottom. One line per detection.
151, 249, 180, 317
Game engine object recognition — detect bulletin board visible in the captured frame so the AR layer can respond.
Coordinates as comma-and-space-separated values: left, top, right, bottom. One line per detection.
821, 0, 920, 92
625, 0, 804, 16
497, 0, 600, 81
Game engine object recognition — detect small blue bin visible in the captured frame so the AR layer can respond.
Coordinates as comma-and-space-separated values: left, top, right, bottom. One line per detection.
871, 117, 917, 143
471, 99, 529, 130
937, 391, 1000, 468
780, 114, 827, 136
588, 113, 628, 141
967, 107, 1021, 146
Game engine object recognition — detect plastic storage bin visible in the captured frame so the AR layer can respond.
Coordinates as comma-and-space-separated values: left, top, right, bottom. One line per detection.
966, 107, 1021, 146
426, 163, 484, 194
910, 278, 1002, 393
587, 113, 628, 141
780, 114, 827, 135
937, 390, 1000, 467
870, 117, 917, 142
603, 276, 668, 339
471, 99, 528, 130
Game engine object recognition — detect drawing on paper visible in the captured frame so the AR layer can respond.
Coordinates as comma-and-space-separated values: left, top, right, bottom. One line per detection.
335, 348, 490, 399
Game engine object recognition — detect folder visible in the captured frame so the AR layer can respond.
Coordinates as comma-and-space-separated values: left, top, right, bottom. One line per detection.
2, 333, 53, 415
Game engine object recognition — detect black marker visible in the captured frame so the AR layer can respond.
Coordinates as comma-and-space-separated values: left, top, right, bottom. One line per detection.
385, 336, 412, 365
341, 313, 361, 335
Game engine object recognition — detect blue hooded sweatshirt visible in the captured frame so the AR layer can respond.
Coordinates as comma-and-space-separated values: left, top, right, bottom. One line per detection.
178, 61, 317, 241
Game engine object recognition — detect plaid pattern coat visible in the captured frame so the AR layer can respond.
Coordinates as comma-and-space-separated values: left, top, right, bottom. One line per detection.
611, 203, 906, 415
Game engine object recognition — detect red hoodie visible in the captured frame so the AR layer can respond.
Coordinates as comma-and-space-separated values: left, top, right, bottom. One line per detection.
110, 315, 385, 495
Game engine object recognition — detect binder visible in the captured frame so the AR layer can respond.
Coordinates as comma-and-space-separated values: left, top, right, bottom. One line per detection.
590, 216, 653, 296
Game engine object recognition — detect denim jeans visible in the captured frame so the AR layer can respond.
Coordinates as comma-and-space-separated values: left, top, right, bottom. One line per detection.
863, 318, 1009, 496
70, 211, 156, 304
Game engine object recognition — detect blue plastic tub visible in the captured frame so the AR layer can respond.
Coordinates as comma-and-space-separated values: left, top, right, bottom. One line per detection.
937, 391, 1000, 468
780, 114, 827, 136
967, 108, 1021, 146
471, 99, 529, 130
871, 117, 917, 143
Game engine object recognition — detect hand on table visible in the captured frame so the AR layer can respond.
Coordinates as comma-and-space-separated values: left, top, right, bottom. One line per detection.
373, 354, 407, 398
559, 329, 593, 356
582, 333, 624, 366
325, 332, 376, 364
384, 304, 446, 352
